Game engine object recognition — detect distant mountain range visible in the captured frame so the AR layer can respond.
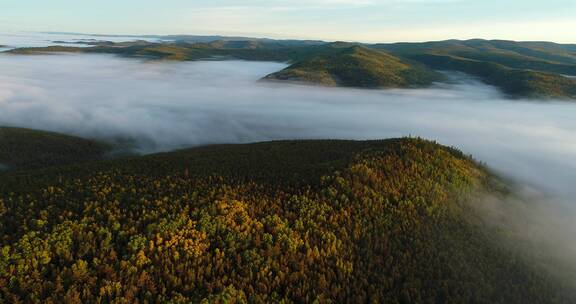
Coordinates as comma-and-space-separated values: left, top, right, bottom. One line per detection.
41, 31, 326, 45
7, 35, 576, 99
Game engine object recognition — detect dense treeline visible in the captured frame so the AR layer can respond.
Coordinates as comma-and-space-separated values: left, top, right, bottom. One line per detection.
408, 54, 576, 99
0, 127, 109, 171
0, 138, 573, 303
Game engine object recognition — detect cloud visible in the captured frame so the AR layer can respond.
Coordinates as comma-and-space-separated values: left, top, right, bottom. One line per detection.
474, 188, 576, 287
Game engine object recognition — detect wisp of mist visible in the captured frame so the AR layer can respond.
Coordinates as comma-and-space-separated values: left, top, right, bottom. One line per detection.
1, 53, 575, 281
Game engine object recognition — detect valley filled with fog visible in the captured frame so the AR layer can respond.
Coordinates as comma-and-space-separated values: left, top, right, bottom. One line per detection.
1, 53, 575, 197
1, 47, 576, 287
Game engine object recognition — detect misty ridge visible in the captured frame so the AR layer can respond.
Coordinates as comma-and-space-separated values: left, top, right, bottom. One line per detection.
1, 53, 576, 284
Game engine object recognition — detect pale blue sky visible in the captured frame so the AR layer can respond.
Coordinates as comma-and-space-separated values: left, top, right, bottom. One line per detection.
1, 0, 575, 42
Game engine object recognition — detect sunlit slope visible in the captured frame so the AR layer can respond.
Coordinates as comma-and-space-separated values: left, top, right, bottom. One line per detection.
0, 137, 572, 303
263, 45, 443, 88
0, 127, 109, 171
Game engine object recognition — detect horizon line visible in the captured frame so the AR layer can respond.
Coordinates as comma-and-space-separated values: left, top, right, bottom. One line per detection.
33, 31, 576, 46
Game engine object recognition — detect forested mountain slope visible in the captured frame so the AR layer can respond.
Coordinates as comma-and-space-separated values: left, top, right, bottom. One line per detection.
406, 53, 576, 98
0, 127, 109, 171
0, 137, 572, 303
374, 39, 576, 98
263, 45, 443, 88
374, 39, 576, 71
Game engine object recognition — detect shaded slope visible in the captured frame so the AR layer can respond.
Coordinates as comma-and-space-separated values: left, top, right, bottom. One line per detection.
374, 39, 576, 71
0, 127, 110, 171
7, 46, 86, 55
409, 53, 576, 98
372, 39, 576, 99
263, 45, 443, 88
0, 137, 572, 303
6, 41, 317, 62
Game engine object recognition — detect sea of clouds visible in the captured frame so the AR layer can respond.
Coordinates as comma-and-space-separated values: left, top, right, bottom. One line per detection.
0, 53, 575, 196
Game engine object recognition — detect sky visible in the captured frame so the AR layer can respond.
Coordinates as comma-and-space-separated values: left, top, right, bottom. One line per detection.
0, 0, 575, 43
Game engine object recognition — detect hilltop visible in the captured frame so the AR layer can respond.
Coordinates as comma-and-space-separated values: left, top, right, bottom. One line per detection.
263, 44, 443, 88
0, 130, 573, 302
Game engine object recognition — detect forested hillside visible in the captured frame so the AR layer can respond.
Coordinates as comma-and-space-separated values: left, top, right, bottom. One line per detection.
263, 45, 443, 88
0, 127, 109, 171
0, 137, 572, 303
406, 53, 576, 98
374, 39, 576, 72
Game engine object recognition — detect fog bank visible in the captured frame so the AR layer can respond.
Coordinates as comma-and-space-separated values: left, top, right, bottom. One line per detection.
1, 53, 575, 198
477, 189, 576, 287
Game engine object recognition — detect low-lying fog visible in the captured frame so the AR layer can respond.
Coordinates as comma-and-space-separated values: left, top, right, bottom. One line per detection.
1, 52, 575, 284
1, 53, 575, 197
